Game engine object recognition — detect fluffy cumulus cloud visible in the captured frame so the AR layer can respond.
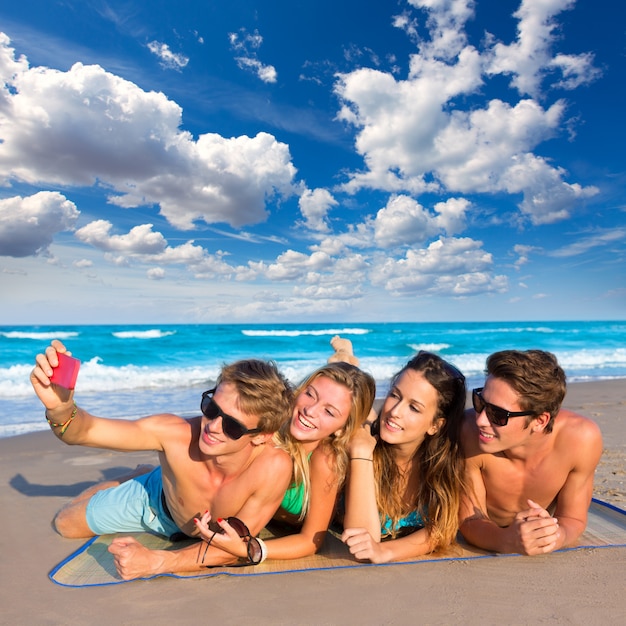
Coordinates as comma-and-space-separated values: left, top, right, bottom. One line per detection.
75, 221, 168, 254
370, 237, 508, 296
373, 194, 469, 247
335, 0, 600, 225
298, 188, 338, 232
0, 35, 296, 231
0, 191, 79, 257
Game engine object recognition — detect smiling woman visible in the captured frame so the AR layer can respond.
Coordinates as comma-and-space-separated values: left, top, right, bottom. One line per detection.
341, 351, 468, 563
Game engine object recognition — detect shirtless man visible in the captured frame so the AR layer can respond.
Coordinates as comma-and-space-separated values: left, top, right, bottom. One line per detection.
460, 349, 602, 555
31, 340, 294, 578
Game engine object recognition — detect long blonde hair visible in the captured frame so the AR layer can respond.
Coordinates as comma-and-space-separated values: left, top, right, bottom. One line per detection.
275, 362, 375, 521
374, 351, 467, 551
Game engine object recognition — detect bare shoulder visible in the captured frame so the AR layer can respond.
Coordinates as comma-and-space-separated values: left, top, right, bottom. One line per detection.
555, 408, 602, 442
138, 412, 194, 433
554, 408, 603, 464
310, 441, 338, 475
252, 441, 292, 474
136, 414, 196, 452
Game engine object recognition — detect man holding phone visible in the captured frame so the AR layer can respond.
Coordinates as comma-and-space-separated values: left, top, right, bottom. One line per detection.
31, 340, 294, 578
459, 349, 602, 555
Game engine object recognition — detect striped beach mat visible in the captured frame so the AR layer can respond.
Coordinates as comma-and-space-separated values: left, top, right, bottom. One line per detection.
49, 498, 626, 587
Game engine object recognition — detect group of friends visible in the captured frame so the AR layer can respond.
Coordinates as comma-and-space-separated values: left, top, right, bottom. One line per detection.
30, 337, 602, 580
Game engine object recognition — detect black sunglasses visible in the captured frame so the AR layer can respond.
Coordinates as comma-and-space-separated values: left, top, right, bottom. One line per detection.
201, 388, 263, 440
472, 387, 535, 427
200, 516, 263, 565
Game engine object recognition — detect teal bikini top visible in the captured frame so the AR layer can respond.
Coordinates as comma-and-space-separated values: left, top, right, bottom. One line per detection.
381, 509, 425, 536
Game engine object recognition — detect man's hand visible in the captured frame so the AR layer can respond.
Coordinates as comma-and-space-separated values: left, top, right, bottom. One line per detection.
31, 340, 74, 411
342, 527, 390, 564
108, 537, 168, 580
510, 499, 561, 555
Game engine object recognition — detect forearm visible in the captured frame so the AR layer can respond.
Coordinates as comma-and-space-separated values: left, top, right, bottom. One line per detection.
460, 518, 514, 553
45, 402, 92, 444
168, 542, 241, 572
554, 516, 585, 549
343, 458, 380, 540
377, 528, 433, 562
263, 531, 324, 560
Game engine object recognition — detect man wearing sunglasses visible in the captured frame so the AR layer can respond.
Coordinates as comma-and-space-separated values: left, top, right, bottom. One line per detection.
31, 340, 294, 578
459, 349, 602, 556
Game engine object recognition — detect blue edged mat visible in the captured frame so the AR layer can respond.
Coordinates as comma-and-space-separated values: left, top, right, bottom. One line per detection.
50, 498, 626, 587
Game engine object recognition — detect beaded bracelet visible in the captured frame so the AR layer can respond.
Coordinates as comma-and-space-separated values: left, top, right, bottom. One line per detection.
45, 402, 78, 436
350, 457, 373, 462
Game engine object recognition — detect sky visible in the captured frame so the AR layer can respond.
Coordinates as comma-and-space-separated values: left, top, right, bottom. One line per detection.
0, 0, 624, 325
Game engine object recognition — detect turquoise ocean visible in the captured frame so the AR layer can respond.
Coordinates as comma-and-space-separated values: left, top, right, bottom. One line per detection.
1, 321, 625, 438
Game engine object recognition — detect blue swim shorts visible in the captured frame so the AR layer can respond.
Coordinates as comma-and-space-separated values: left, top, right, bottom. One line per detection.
85, 466, 181, 537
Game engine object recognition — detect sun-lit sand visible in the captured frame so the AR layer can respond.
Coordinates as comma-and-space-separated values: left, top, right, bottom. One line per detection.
0, 379, 624, 624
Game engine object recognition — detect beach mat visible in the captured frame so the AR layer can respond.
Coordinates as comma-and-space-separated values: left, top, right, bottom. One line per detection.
49, 498, 626, 587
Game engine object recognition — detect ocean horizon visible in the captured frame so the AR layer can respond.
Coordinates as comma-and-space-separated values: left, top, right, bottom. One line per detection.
2, 320, 625, 439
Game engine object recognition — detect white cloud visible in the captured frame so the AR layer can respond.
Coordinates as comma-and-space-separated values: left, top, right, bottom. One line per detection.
0, 191, 79, 257
334, 0, 600, 225
370, 237, 507, 296
229, 28, 277, 83
550, 52, 602, 90
512, 244, 538, 269
373, 194, 469, 247
486, 0, 601, 97
147, 267, 166, 280
249, 249, 333, 282
147, 41, 189, 71
75, 221, 168, 254
298, 188, 338, 232
0, 35, 296, 232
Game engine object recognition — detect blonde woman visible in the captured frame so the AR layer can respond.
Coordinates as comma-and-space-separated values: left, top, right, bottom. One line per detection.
195, 361, 375, 560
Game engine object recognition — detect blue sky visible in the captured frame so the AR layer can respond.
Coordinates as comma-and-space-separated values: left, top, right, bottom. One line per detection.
0, 0, 624, 325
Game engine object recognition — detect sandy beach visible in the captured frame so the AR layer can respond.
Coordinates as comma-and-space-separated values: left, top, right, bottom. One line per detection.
1, 379, 624, 625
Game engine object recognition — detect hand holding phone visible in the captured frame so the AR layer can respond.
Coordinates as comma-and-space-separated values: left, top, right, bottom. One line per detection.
50, 352, 81, 389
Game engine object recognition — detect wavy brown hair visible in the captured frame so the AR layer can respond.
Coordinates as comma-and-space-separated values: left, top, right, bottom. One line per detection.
374, 351, 467, 551
486, 349, 566, 433
218, 359, 294, 433
275, 362, 376, 521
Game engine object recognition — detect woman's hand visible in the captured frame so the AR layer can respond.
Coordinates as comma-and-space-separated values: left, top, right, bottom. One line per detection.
347, 420, 377, 459
193, 512, 248, 559
341, 527, 391, 564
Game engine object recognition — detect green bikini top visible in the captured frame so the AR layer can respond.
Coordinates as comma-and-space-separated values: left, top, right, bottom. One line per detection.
280, 452, 312, 516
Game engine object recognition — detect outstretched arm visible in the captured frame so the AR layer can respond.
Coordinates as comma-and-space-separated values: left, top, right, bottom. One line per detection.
31, 340, 170, 452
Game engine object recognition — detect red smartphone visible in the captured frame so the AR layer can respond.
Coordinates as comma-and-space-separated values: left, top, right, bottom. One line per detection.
50, 352, 81, 389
